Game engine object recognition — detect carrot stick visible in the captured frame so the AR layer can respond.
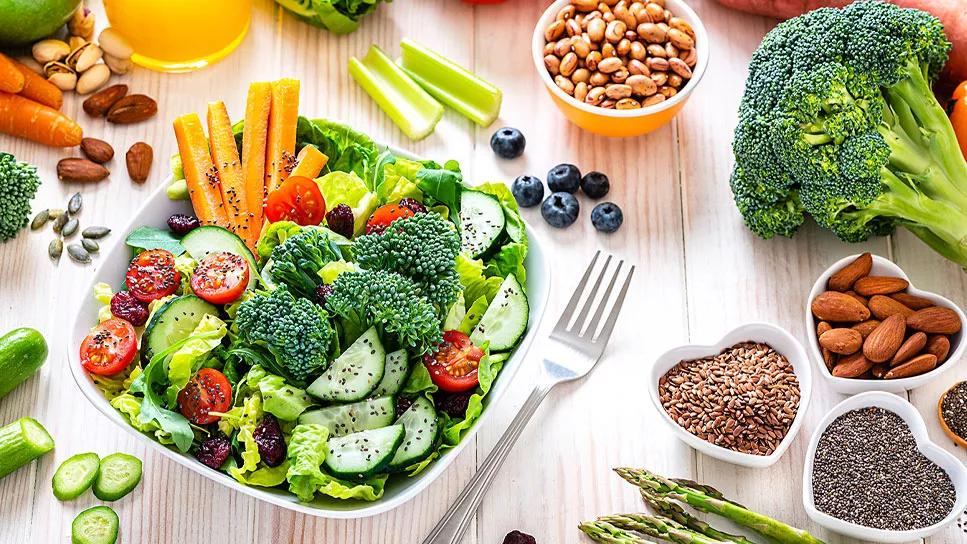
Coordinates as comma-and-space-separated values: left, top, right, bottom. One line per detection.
173, 113, 229, 228
951, 81, 967, 159
207, 101, 254, 248
289, 145, 328, 179
8, 55, 62, 109
241, 82, 272, 234
265, 78, 300, 194
0, 53, 24, 94
0, 92, 81, 147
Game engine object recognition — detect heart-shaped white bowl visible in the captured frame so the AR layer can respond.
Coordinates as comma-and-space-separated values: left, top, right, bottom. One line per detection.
805, 254, 966, 394
648, 323, 813, 468
802, 391, 967, 542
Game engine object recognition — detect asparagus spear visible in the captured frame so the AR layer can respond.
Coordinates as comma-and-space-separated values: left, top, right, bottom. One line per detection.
615, 468, 825, 544
599, 514, 730, 544
579, 521, 658, 544
640, 489, 758, 544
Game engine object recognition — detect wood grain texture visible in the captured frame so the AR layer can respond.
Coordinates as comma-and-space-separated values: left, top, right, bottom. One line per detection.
0, 1, 964, 543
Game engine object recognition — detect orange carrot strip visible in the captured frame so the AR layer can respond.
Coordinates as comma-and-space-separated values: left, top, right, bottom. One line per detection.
265, 78, 300, 194
174, 113, 229, 228
953, 81, 967, 160
8, 55, 62, 109
241, 82, 272, 235
289, 145, 328, 179
0, 92, 81, 147
207, 101, 253, 247
0, 53, 24, 94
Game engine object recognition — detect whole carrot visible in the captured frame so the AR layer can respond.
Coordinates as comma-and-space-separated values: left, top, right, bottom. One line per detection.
6, 54, 62, 109
0, 53, 24, 94
0, 92, 81, 147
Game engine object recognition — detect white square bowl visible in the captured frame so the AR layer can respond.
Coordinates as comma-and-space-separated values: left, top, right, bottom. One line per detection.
804, 254, 966, 395
802, 391, 967, 542
66, 149, 551, 518
647, 322, 813, 468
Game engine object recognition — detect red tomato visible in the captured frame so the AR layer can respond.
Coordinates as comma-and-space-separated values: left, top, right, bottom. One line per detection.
80, 318, 138, 376
190, 252, 250, 304
265, 175, 326, 225
424, 330, 485, 392
365, 204, 415, 235
178, 368, 233, 425
125, 249, 181, 303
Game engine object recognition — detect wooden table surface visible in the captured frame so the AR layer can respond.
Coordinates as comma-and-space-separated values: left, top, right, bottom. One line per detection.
1, 1, 965, 543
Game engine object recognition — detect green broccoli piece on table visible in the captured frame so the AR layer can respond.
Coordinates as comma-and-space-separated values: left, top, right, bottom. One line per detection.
269, 227, 342, 299
1, 153, 42, 242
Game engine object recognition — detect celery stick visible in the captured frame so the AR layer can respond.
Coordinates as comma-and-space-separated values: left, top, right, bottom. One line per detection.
348, 45, 444, 140
398, 38, 502, 127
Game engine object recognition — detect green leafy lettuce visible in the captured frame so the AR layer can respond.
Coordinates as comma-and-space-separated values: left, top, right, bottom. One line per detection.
296, 118, 379, 180
286, 423, 387, 502
274, 0, 391, 35
164, 314, 228, 406
243, 365, 314, 421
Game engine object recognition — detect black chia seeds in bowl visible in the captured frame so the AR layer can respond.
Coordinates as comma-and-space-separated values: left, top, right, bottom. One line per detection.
941, 381, 967, 445
812, 407, 956, 531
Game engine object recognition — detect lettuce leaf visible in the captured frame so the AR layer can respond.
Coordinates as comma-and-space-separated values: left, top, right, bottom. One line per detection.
455, 254, 503, 304
315, 171, 378, 236
285, 423, 387, 502
164, 314, 228, 406
127, 338, 198, 452
377, 157, 424, 204
217, 394, 265, 482
227, 459, 290, 487
296, 118, 379, 180
93, 282, 114, 323
257, 221, 303, 261
441, 350, 507, 445
244, 365, 314, 421
110, 392, 176, 446
274, 0, 391, 35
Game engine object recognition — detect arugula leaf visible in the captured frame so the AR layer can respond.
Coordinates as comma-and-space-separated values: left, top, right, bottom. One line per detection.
128, 339, 197, 452
126, 226, 186, 255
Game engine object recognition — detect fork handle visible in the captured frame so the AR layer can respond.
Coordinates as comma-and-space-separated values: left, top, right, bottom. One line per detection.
421, 381, 554, 544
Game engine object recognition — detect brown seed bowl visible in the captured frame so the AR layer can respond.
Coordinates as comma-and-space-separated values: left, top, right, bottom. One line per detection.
938, 381, 967, 449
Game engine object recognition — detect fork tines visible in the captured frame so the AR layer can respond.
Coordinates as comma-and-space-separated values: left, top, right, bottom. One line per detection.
555, 250, 634, 344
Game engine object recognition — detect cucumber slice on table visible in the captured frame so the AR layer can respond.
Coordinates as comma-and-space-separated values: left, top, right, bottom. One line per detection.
471, 273, 528, 351
370, 349, 408, 398
142, 295, 217, 362
93, 452, 142, 502
72, 506, 119, 544
52, 452, 100, 500
323, 424, 405, 480
180, 225, 259, 288
388, 396, 439, 472
0, 327, 48, 401
307, 327, 385, 402
460, 190, 505, 258
298, 396, 396, 437
0, 417, 54, 480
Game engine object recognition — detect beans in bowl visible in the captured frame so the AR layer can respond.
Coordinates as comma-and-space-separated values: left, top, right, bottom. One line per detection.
542, 0, 697, 110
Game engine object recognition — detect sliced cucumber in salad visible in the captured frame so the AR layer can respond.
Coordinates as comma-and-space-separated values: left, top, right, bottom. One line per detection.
298, 396, 396, 437
307, 327, 385, 402
323, 424, 405, 480
387, 396, 439, 472
460, 190, 505, 258
142, 295, 217, 362
370, 349, 408, 398
471, 273, 528, 351
181, 225, 259, 288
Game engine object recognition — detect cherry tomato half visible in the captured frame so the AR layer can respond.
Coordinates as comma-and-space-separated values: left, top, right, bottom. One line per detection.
190, 252, 250, 304
265, 175, 326, 225
80, 318, 138, 376
178, 368, 233, 425
424, 330, 485, 392
365, 204, 415, 235
125, 249, 181, 303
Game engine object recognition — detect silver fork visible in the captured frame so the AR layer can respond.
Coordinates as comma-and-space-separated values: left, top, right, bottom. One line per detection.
422, 251, 634, 544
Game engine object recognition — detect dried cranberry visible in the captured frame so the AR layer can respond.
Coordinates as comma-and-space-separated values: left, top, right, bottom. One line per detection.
253, 414, 286, 467
110, 291, 149, 326
167, 213, 200, 236
396, 396, 414, 418
315, 284, 334, 306
399, 198, 427, 215
196, 434, 231, 470
503, 531, 536, 544
325, 204, 355, 239
435, 390, 474, 419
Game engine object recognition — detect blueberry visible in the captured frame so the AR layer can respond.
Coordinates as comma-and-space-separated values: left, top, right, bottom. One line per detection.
541, 192, 580, 228
490, 127, 526, 159
591, 202, 623, 233
546, 163, 581, 193
511, 175, 545, 208
580, 171, 610, 199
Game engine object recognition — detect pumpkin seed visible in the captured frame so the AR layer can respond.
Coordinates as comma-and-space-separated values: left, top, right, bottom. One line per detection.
67, 243, 91, 263
31, 210, 49, 230
52, 213, 68, 233
68, 192, 82, 215
48, 208, 65, 220
61, 218, 79, 237
48, 239, 63, 260
82, 226, 111, 239
81, 238, 99, 253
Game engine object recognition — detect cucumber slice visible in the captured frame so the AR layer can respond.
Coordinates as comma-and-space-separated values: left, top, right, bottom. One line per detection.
52, 452, 100, 500
471, 273, 528, 351
388, 396, 439, 472
460, 190, 505, 258
322, 424, 405, 480
142, 295, 217, 362
307, 327, 385, 402
0, 417, 54, 480
0, 327, 48, 401
370, 349, 408, 397
93, 452, 142, 502
298, 396, 396, 437
181, 225, 259, 288
71, 506, 119, 544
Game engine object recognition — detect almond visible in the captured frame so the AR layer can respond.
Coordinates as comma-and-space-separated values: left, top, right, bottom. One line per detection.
871, 363, 889, 378
80, 137, 114, 164
863, 314, 906, 363
57, 158, 109, 182
907, 306, 961, 334
832, 352, 873, 378
106, 94, 157, 124
890, 292, 934, 310
82, 83, 127, 117
822, 349, 836, 372
827, 253, 872, 291
925, 335, 951, 363
126, 141, 153, 183
817, 321, 831, 336
854, 276, 909, 296
811, 291, 870, 323
890, 332, 927, 366
819, 328, 863, 355
884, 354, 937, 379
845, 291, 868, 307
851, 319, 880, 338
868, 295, 914, 320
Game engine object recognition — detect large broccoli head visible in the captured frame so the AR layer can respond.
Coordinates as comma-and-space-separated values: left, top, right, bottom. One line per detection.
0, 153, 42, 242
269, 227, 342, 298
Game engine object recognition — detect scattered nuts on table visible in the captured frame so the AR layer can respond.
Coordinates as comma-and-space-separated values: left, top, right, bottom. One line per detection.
126, 142, 153, 183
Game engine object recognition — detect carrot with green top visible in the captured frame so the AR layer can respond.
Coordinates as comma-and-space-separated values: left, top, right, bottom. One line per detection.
207, 101, 254, 247
241, 82, 272, 231
265, 78, 300, 194
0, 92, 81, 147
0, 53, 24, 94
289, 145, 328, 179
173, 113, 229, 228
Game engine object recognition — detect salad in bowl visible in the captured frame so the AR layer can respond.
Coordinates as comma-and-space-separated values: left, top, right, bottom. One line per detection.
75, 79, 538, 509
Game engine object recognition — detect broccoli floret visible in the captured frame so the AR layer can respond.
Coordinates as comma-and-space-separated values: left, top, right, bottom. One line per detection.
326, 269, 441, 353
0, 153, 42, 242
235, 285, 335, 386
352, 212, 461, 306
730, 0, 967, 267
269, 227, 342, 299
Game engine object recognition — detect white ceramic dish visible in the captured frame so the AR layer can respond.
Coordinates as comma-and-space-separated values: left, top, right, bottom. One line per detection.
67, 149, 551, 518
805, 254, 965, 395
648, 323, 813, 468
802, 391, 967, 542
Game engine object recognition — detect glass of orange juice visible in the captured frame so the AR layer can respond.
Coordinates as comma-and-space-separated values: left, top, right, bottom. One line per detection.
103, 0, 253, 72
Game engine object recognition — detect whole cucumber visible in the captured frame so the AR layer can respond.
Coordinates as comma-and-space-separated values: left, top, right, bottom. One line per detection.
0, 328, 48, 400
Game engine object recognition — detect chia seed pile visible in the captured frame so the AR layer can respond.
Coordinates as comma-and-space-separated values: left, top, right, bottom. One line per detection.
941, 381, 967, 442
812, 407, 956, 531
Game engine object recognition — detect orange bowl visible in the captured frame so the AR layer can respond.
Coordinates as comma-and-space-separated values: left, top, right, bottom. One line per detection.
532, 0, 709, 137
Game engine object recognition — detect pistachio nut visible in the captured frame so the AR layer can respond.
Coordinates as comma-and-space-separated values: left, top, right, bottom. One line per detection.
43, 60, 72, 76
103, 53, 133, 75
46, 68, 77, 92
67, 42, 103, 73
32, 39, 70, 64
68, 36, 86, 52
76, 63, 111, 95
68, 7, 96, 40
97, 28, 134, 60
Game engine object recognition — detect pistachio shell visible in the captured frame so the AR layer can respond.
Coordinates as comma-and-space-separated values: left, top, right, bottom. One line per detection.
16, 56, 44, 75
103, 53, 132, 75
97, 28, 133, 60
76, 63, 110, 95
32, 39, 70, 64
